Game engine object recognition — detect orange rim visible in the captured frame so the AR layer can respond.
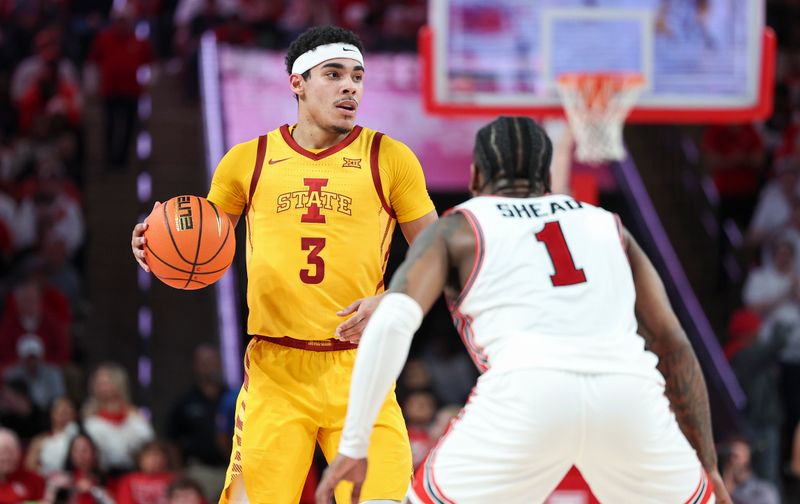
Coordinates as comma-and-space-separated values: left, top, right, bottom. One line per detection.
557, 72, 644, 109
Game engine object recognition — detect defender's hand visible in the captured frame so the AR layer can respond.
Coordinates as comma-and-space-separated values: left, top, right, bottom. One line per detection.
335, 293, 385, 343
315, 453, 367, 504
131, 201, 161, 272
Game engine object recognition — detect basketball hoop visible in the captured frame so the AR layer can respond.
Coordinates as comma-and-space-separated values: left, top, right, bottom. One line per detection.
556, 73, 644, 164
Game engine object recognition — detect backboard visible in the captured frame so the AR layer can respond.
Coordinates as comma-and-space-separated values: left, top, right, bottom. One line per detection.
422, 0, 775, 123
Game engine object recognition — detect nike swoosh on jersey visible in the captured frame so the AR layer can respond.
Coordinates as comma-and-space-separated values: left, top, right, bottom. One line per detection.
268, 157, 291, 165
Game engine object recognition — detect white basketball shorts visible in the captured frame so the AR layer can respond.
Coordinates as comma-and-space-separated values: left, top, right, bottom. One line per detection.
408, 369, 714, 504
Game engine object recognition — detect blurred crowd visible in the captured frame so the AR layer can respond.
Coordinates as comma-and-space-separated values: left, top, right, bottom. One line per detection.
5, 0, 800, 503
704, 1, 800, 502
0, 1, 432, 503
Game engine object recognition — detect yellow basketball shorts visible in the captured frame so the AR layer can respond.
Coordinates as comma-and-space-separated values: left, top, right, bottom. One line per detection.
220, 337, 412, 504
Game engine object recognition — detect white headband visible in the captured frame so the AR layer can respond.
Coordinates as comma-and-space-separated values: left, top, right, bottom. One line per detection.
291, 43, 365, 75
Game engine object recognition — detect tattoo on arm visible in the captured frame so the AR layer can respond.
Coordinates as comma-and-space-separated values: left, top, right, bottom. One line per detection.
388, 214, 465, 310
388, 221, 440, 295
652, 339, 717, 471
628, 227, 717, 473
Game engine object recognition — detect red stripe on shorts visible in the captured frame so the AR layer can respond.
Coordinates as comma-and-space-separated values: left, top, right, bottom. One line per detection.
700, 471, 713, 504
684, 469, 711, 504
410, 475, 436, 504
427, 446, 456, 504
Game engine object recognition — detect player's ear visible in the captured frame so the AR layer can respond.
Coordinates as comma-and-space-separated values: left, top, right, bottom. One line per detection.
469, 163, 481, 196
289, 73, 305, 100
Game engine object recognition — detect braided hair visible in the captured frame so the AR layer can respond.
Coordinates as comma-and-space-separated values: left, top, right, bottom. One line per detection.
473, 116, 553, 195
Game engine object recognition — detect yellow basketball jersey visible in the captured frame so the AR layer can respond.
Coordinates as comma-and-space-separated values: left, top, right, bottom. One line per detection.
208, 124, 435, 341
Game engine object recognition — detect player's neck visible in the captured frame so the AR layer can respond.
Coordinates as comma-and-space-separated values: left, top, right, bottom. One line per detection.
488, 186, 545, 198
291, 119, 350, 150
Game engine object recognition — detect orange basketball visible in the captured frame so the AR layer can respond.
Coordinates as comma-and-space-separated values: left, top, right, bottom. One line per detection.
143, 195, 235, 290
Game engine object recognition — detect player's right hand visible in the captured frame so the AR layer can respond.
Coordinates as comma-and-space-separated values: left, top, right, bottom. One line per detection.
132, 201, 161, 272
709, 469, 732, 504
315, 453, 367, 504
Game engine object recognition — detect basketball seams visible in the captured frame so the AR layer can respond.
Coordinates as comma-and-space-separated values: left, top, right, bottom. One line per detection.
145, 243, 231, 276
158, 276, 208, 287
145, 195, 235, 290
183, 196, 205, 289
162, 199, 196, 266
196, 201, 232, 266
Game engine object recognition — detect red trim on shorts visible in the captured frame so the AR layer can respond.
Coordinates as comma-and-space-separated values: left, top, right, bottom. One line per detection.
412, 389, 477, 504
279, 124, 363, 161
684, 469, 712, 504
253, 334, 357, 351
413, 444, 456, 504
699, 471, 713, 504
428, 446, 456, 504
445, 208, 485, 310
369, 132, 397, 219
411, 477, 436, 504
450, 308, 489, 372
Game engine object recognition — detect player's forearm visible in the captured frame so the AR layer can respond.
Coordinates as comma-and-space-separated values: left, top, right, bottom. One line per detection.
657, 339, 717, 472
338, 294, 423, 458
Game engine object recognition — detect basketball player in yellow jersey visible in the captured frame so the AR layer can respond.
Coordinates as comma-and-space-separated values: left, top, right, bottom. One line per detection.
131, 26, 436, 503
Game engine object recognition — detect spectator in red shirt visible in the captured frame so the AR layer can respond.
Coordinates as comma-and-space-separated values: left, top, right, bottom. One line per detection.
0, 275, 71, 367
88, 5, 154, 168
702, 123, 765, 229
0, 427, 45, 503
13, 158, 86, 258
213, 14, 256, 47
44, 431, 114, 504
115, 441, 175, 504
776, 121, 800, 162
11, 27, 80, 105
17, 59, 82, 138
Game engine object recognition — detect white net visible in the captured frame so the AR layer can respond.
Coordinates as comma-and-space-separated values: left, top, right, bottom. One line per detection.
556, 73, 644, 164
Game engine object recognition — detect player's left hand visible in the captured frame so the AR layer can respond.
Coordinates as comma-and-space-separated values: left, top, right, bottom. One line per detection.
315, 453, 367, 504
335, 293, 385, 343
708, 469, 732, 504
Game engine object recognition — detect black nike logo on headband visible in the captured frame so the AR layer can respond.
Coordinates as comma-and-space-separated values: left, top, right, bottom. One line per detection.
342, 47, 356, 52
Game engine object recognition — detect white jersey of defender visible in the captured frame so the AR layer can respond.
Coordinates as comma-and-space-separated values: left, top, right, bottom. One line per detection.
412, 195, 708, 503
450, 194, 661, 382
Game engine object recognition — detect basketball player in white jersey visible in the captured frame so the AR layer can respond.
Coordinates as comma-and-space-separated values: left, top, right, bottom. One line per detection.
315, 116, 732, 504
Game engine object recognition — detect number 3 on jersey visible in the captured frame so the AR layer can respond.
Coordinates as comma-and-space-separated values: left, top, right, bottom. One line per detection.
300, 237, 325, 284
535, 221, 587, 287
